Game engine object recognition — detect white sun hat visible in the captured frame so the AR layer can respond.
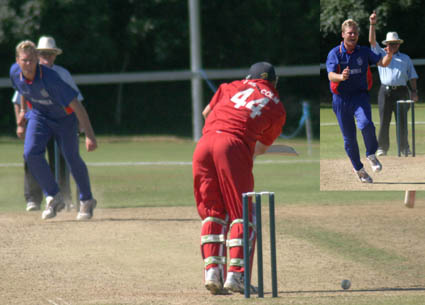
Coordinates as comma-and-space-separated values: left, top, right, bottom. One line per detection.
382, 32, 404, 45
36, 36, 63, 55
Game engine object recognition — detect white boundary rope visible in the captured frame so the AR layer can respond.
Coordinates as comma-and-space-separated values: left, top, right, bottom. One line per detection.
0, 159, 318, 168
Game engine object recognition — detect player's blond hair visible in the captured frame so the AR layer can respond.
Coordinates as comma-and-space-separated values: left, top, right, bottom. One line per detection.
15, 40, 37, 58
341, 19, 359, 33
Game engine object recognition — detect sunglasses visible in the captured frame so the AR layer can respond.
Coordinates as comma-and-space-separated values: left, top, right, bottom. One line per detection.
38, 51, 56, 57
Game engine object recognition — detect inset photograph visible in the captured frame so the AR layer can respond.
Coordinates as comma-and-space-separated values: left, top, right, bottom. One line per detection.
320, 3, 425, 190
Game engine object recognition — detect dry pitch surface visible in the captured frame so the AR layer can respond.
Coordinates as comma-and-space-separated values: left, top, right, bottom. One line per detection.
321, 155, 425, 190
2, 205, 425, 305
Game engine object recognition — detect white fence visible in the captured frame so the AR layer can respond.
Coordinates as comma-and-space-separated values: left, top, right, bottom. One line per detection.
0, 65, 318, 88
1, 64, 318, 141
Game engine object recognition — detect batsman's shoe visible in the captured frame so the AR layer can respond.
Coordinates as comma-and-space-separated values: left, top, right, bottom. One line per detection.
223, 272, 244, 293
376, 148, 387, 156
42, 193, 65, 220
367, 154, 382, 173
353, 168, 373, 183
76, 198, 97, 220
26, 201, 40, 212
205, 267, 223, 295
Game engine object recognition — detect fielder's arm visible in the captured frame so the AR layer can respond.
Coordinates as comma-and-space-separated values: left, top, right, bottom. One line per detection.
17, 93, 27, 127
14, 94, 27, 139
13, 103, 20, 121
69, 99, 97, 152
13, 103, 25, 139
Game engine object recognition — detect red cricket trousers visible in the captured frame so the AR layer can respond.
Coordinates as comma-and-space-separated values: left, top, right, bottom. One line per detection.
193, 131, 255, 275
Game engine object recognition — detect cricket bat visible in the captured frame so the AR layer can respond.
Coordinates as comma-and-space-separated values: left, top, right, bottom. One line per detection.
265, 144, 298, 156
404, 190, 416, 208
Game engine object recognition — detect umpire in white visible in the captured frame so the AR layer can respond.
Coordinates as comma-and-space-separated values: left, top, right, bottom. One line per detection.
369, 11, 418, 156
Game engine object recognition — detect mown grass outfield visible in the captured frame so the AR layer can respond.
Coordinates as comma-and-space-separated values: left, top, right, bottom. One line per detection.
1, 136, 425, 305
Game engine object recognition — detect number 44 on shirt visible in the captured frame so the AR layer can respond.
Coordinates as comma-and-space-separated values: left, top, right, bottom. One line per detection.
230, 88, 270, 118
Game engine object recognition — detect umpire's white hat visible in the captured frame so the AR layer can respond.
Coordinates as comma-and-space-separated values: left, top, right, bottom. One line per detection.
37, 36, 63, 55
382, 32, 404, 45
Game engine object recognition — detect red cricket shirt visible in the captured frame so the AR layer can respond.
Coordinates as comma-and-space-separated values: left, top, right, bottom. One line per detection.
203, 79, 286, 150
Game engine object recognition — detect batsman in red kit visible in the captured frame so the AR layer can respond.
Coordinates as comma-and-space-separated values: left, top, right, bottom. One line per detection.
192, 62, 286, 295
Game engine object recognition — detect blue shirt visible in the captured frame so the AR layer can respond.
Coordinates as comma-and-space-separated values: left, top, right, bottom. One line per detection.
10, 63, 78, 120
326, 42, 382, 96
11, 64, 83, 105
371, 43, 418, 86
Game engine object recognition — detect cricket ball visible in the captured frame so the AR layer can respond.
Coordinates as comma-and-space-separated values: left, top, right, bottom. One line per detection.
341, 279, 351, 290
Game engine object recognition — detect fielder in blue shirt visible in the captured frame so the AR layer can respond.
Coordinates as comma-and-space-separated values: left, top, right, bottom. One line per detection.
10, 40, 97, 220
326, 19, 396, 183
369, 11, 419, 156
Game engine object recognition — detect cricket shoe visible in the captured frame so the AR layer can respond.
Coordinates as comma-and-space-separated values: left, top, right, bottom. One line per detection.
376, 148, 387, 156
367, 154, 382, 172
205, 267, 223, 295
76, 198, 97, 220
353, 168, 373, 183
26, 201, 40, 212
223, 272, 258, 294
223, 272, 244, 293
42, 193, 65, 220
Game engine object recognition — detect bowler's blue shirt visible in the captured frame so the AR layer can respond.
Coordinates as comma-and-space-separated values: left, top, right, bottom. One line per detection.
326, 42, 382, 96
371, 43, 418, 86
10, 63, 78, 120
11, 64, 84, 105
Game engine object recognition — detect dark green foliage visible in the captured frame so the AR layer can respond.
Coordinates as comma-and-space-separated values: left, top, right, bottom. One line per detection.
0, 0, 319, 137
320, 0, 425, 61
320, 0, 425, 106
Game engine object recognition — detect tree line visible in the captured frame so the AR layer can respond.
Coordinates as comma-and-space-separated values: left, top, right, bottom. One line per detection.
320, 0, 425, 104
0, 0, 320, 137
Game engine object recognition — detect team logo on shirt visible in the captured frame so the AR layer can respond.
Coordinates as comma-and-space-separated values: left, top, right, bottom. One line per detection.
356, 57, 363, 66
40, 89, 49, 97
30, 98, 53, 105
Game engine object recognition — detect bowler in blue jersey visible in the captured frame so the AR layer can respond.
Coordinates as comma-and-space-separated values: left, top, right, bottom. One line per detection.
10, 40, 97, 220
326, 19, 396, 183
